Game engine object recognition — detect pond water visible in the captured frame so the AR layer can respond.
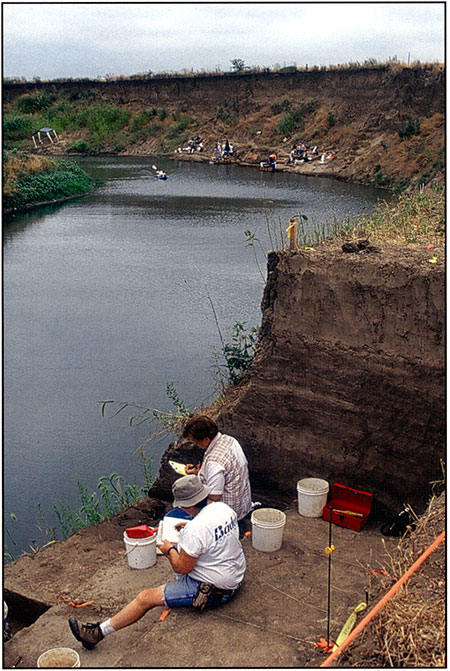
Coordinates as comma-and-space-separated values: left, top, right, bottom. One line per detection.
3, 156, 390, 556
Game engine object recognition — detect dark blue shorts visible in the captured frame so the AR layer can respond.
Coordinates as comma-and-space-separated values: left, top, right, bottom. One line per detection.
163, 574, 236, 608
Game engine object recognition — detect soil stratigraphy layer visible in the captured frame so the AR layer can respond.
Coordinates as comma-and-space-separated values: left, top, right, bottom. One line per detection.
153, 243, 445, 516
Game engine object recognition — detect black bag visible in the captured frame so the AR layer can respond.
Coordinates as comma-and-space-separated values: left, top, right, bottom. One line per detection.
381, 507, 415, 537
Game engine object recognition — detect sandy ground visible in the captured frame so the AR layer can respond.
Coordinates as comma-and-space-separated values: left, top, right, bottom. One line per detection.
4, 500, 398, 668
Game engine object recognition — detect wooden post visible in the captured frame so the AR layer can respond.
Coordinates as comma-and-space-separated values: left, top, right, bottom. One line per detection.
288, 217, 297, 250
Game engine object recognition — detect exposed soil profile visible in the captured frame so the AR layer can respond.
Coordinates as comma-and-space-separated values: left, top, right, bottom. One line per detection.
153, 242, 445, 518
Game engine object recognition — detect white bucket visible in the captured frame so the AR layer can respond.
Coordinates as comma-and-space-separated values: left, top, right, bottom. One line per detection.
37, 647, 80, 668
297, 478, 329, 517
123, 531, 157, 569
251, 508, 286, 552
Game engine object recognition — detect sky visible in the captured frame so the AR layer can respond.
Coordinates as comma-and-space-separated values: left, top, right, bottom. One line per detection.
2, 2, 445, 81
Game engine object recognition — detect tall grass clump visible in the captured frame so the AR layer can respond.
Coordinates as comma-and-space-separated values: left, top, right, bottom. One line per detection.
15, 92, 56, 113
329, 185, 444, 245
261, 185, 444, 253
3, 115, 35, 145
54, 457, 153, 538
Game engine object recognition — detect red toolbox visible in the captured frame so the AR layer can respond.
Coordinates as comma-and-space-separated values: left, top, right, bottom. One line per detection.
323, 483, 372, 531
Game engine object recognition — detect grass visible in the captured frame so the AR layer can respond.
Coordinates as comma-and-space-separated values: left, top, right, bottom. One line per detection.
328, 184, 445, 246
3, 92, 198, 154
350, 476, 445, 667
3, 458, 154, 560
269, 184, 445, 250
3, 150, 93, 210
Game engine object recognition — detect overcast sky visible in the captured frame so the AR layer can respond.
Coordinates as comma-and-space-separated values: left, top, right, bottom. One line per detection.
3, 2, 445, 81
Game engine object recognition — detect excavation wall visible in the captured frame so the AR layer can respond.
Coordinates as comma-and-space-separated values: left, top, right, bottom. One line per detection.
154, 245, 445, 516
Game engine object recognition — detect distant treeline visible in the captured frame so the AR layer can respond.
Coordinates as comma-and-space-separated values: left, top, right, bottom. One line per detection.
4, 58, 443, 86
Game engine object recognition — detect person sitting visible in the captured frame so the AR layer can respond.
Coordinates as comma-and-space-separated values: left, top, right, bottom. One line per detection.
289, 144, 297, 163
183, 415, 252, 536
68, 476, 245, 650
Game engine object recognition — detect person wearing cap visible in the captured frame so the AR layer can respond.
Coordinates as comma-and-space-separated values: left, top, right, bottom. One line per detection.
68, 475, 245, 650
183, 415, 252, 535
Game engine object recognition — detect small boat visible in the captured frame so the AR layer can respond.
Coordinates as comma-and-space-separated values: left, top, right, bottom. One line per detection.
260, 163, 276, 172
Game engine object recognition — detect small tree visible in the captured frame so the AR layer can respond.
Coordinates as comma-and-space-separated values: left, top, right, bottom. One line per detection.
231, 58, 246, 72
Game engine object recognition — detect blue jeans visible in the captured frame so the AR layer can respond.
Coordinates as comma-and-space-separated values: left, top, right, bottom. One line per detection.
163, 574, 236, 608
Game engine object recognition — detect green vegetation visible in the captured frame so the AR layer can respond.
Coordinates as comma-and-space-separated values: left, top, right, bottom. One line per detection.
257, 184, 444, 252
320, 184, 444, 247
270, 99, 292, 115
3, 151, 92, 210
230, 58, 247, 72
3, 114, 35, 144
16, 92, 56, 113
372, 164, 395, 187
131, 108, 157, 133
67, 139, 91, 153
327, 111, 336, 128
213, 322, 259, 389
277, 101, 316, 137
216, 97, 240, 125
54, 458, 153, 538
3, 459, 153, 560
3, 89, 200, 155
399, 116, 421, 138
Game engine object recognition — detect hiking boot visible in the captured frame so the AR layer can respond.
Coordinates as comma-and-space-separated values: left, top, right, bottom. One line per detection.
68, 617, 104, 649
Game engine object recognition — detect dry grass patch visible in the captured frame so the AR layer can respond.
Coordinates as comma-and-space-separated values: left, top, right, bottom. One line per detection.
347, 481, 445, 667
4, 153, 57, 197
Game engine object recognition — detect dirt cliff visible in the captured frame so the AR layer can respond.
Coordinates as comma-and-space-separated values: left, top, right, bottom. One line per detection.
152, 242, 445, 517
4, 65, 445, 188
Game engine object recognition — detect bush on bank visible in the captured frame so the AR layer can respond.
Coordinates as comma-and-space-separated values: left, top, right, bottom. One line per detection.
3, 151, 92, 211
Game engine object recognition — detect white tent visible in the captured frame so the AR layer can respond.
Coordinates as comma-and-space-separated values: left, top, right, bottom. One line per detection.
32, 127, 59, 148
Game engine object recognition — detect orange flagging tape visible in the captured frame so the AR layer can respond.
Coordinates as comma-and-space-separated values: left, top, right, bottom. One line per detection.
320, 529, 445, 668
159, 607, 171, 622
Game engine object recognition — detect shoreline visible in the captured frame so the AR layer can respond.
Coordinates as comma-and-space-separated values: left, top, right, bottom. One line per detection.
3, 189, 93, 216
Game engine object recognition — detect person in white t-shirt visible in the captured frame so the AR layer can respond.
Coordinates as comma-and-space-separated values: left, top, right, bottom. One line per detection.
183, 415, 252, 535
68, 476, 245, 651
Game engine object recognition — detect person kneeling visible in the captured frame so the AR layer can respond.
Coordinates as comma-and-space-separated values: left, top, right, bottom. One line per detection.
68, 475, 245, 649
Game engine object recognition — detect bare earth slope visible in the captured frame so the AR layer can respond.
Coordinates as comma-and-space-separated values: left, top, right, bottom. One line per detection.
4, 65, 445, 188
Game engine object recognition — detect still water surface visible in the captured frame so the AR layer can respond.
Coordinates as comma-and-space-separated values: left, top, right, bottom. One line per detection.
3, 156, 390, 555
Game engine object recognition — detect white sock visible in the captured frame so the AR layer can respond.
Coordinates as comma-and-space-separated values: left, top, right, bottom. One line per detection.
100, 619, 116, 637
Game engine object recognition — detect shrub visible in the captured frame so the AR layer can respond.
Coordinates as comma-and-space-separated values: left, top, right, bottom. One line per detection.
277, 102, 315, 137
327, 111, 336, 127
399, 117, 421, 138
3, 158, 93, 210
3, 115, 34, 141
68, 140, 90, 153
214, 322, 259, 386
131, 109, 157, 132
217, 105, 231, 122
16, 92, 56, 113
